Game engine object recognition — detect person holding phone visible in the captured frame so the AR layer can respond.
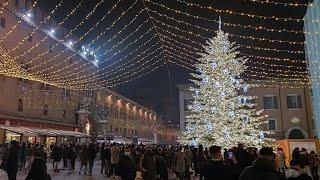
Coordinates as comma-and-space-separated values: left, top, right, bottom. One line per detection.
203, 145, 238, 180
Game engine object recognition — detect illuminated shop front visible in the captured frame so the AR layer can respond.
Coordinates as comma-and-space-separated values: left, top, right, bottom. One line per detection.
0, 125, 90, 144
5, 130, 21, 143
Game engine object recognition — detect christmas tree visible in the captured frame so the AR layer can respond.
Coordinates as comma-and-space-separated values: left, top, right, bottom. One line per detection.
181, 22, 274, 148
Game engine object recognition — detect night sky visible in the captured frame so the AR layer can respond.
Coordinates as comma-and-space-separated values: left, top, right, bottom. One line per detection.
38, 0, 310, 125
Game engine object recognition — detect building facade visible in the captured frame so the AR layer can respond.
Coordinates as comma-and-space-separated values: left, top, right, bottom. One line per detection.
93, 89, 178, 144
0, 0, 176, 144
178, 84, 315, 140
0, 0, 100, 90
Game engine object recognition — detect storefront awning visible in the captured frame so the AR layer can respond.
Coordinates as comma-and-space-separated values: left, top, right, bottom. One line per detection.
112, 136, 132, 144
0, 125, 90, 138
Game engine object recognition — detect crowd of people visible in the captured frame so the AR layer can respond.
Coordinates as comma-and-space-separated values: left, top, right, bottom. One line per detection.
0, 140, 319, 180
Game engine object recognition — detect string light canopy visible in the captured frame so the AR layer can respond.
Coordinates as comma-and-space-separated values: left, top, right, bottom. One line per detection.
0, 0, 312, 89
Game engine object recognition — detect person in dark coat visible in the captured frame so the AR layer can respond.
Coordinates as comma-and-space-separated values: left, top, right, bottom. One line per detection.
234, 143, 251, 171
139, 147, 156, 180
34, 145, 46, 162
51, 144, 62, 172
79, 145, 88, 175
155, 149, 168, 180
100, 143, 107, 174
87, 143, 97, 176
62, 144, 68, 168
19, 142, 26, 171
5, 140, 20, 180
299, 148, 309, 168
118, 147, 136, 180
106, 144, 112, 176
308, 151, 319, 180
25, 158, 51, 180
239, 147, 286, 180
203, 145, 238, 180
67, 145, 76, 171
195, 145, 206, 180
292, 147, 300, 161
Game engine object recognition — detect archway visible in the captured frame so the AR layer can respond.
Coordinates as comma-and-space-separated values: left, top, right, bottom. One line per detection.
288, 129, 305, 139
285, 126, 308, 139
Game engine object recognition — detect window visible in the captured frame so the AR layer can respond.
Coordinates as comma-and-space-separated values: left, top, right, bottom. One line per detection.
15, 0, 19, 7
268, 118, 277, 131
62, 109, 66, 118
0, 18, 6, 28
27, 33, 32, 42
18, 99, 23, 112
263, 96, 278, 109
43, 104, 48, 115
287, 95, 302, 109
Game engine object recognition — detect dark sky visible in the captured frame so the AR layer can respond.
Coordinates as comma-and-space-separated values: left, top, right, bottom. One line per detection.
38, 0, 310, 125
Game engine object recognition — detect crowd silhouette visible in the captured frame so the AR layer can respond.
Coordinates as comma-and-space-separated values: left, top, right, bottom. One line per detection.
0, 141, 318, 180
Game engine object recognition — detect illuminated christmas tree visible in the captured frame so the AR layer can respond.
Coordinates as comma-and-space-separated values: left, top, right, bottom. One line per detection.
181, 21, 274, 148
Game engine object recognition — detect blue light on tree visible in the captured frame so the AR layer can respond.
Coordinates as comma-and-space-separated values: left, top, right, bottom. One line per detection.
211, 62, 217, 69
259, 132, 265, 139
207, 123, 213, 131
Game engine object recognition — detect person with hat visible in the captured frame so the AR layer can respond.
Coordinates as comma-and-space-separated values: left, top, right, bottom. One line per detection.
239, 147, 285, 180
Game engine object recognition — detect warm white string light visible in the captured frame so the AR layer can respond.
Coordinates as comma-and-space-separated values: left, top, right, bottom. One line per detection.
51, 34, 159, 84
155, 25, 305, 64
25, 0, 138, 78
160, 33, 306, 70
146, 0, 320, 46
147, 5, 313, 35
12, 0, 85, 61
240, 0, 310, 7
6, 0, 65, 54
41, 27, 157, 84
173, 0, 304, 22
0, 0, 39, 43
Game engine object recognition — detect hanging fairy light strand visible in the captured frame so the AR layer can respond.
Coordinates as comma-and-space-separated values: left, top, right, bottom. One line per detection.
146, 1, 309, 46
12, 0, 86, 62
47, 36, 159, 83
159, 33, 306, 70
155, 25, 306, 64
240, 0, 310, 7
42, 24, 156, 84
156, 27, 308, 78
51, 32, 159, 84
0, 0, 40, 43
6, 0, 65, 54
146, 4, 313, 35
173, 0, 304, 22
23, 0, 138, 77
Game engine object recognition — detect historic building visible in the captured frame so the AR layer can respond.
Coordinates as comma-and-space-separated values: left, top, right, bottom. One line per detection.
177, 84, 315, 140
93, 89, 177, 144
0, 0, 176, 144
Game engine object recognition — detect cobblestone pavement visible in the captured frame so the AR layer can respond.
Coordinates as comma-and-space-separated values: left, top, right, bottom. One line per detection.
0, 161, 182, 180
